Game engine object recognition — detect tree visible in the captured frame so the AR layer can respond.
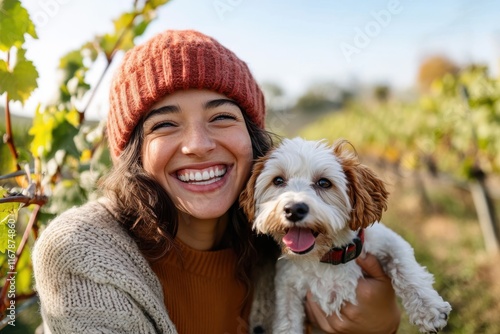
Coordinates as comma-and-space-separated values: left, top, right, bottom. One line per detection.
417, 55, 459, 92
373, 84, 390, 103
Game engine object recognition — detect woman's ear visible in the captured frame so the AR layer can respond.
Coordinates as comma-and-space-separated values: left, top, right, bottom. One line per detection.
239, 157, 267, 223
333, 140, 389, 230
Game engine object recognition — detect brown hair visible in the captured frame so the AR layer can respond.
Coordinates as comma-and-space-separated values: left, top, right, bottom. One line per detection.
100, 111, 276, 285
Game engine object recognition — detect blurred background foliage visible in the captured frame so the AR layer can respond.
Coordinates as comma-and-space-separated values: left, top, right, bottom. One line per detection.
1, 0, 500, 333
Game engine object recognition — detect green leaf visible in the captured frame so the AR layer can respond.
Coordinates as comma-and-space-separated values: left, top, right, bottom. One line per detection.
99, 30, 134, 57
0, 135, 18, 174
15, 241, 34, 294
0, 47, 39, 103
0, 222, 9, 254
114, 12, 136, 31
146, 0, 171, 10
65, 108, 81, 127
133, 19, 150, 38
29, 106, 80, 159
0, 0, 37, 51
29, 105, 55, 157
0, 187, 21, 253
50, 119, 80, 159
98, 12, 142, 57
59, 49, 84, 81
59, 49, 84, 69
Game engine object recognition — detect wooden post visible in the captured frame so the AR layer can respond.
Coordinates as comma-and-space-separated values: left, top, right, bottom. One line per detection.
469, 177, 500, 254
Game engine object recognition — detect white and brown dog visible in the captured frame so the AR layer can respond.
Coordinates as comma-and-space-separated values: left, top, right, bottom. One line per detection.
241, 137, 451, 334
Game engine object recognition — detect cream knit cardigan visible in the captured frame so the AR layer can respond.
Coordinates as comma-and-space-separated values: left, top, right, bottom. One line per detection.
33, 199, 178, 334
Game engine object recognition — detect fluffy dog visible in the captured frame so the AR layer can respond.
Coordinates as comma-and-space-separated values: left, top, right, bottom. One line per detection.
241, 137, 451, 334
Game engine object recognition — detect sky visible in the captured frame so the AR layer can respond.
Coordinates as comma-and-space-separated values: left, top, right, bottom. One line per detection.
7, 0, 500, 120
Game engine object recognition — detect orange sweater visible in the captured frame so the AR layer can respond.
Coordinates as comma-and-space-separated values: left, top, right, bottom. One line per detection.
150, 239, 252, 334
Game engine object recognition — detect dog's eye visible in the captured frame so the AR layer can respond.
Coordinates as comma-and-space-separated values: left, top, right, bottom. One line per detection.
316, 178, 332, 188
272, 176, 285, 186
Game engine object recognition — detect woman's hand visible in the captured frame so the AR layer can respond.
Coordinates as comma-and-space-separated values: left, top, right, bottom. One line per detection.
304, 253, 401, 333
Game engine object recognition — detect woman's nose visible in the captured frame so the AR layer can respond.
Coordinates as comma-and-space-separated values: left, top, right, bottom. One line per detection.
181, 124, 216, 156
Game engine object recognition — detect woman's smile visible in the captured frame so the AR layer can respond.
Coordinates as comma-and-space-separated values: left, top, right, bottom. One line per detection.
176, 164, 227, 184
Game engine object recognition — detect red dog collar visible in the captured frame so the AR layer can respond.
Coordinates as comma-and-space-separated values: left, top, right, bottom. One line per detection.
320, 229, 364, 265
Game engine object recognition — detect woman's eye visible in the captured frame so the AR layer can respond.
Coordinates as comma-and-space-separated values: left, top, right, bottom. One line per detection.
316, 178, 332, 188
212, 113, 237, 122
151, 121, 176, 131
273, 176, 285, 186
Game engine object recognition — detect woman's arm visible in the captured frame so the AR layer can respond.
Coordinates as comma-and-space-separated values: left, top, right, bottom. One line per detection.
32, 202, 176, 334
304, 253, 401, 333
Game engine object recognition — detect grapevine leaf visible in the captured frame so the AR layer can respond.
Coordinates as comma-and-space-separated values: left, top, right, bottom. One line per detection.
0, 0, 37, 51
0, 187, 21, 253
0, 141, 18, 174
0, 47, 39, 103
145, 0, 171, 11
29, 105, 55, 157
50, 119, 80, 159
29, 106, 80, 159
66, 108, 81, 127
15, 242, 33, 294
133, 19, 150, 37
59, 50, 84, 81
0, 59, 9, 96
98, 12, 140, 57
114, 12, 136, 31
0, 222, 8, 254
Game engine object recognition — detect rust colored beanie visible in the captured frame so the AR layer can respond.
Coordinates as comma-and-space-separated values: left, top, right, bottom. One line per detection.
107, 29, 266, 160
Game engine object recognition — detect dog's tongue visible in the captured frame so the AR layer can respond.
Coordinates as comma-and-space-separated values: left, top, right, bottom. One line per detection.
283, 227, 315, 253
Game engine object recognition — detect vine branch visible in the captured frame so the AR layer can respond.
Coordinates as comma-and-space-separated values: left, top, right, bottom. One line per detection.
0, 195, 48, 206
3, 50, 21, 171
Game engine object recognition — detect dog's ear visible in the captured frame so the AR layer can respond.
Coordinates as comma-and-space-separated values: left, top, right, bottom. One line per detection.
240, 156, 267, 223
333, 140, 389, 230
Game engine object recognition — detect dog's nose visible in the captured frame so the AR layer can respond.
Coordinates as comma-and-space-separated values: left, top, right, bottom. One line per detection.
284, 202, 309, 222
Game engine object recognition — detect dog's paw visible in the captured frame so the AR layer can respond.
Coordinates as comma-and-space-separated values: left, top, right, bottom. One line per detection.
410, 300, 451, 333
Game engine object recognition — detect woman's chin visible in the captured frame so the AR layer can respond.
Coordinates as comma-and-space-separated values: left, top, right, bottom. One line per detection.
178, 203, 232, 221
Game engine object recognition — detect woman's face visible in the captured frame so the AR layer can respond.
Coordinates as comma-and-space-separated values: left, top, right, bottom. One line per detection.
141, 89, 253, 220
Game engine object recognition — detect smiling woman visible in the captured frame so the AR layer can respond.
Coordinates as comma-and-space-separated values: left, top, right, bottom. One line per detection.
32, 29, 401, 334
141, 90, 254, 246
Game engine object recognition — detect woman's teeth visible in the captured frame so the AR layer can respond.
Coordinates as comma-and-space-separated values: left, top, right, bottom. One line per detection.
177, 166, 227, 184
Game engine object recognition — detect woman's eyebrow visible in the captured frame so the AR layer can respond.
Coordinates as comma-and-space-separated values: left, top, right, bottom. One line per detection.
204, 99, 240, 110
144, 105, 180, 121
144, 99, 239, 122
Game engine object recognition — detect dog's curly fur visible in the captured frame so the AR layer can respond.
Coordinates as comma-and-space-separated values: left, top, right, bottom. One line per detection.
241, 137, 451, 334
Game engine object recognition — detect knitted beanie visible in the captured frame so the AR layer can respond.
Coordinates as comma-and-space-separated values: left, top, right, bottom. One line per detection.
107, 29, 266, 160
